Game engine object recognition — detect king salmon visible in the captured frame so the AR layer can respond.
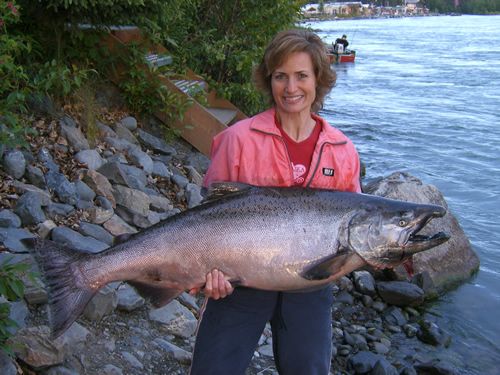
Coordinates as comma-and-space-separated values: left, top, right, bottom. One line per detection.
25, 183, 449, 337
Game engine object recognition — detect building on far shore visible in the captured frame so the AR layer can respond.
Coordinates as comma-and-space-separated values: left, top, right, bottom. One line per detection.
301, 1, 428, 19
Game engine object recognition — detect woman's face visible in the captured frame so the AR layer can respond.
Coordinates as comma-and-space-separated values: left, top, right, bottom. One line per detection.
271, 51, 317, 116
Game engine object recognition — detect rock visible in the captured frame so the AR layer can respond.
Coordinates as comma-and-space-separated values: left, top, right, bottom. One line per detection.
104, 136, 137, 152
45, 202, 75, 219
97, 121, 117, 138
347, 350, 385, 374
113, 185, 151, 216
137, 129, 176, 155
26, 165, 46, 188
0, 209, 22, 228
97, 162, 148, 191
12, 181, 51, 205
14, 192, 46, 225
149, 194, 174, 212
82, 169, 116, 207
75, 180, 96, 202
116, 284, 145, 311
353, 270, 376, 296
37, 147, 59, 172
37, 219, 57, 238
153, 338, 192, 364
152, 161, 172, 178
45, 170, 78, 205
126, 147, 154, 173
172, 173, 189, 189
185, 183, 203, 208
103, 214, 138, 236
417, 319, 452, 347
51, 226, 109, 253
377, 281, 425, 307
3, 149, 26, 178
383, 306, 408, 326
0, 227, 36, 252
414, 359, 459, 375
0, 350, 17, 375
185, 165, 203, 186
87, 206, 114, 225
364, 172, 480, 292
372, 357, 399, 375
59, 116, 90, 151
149, 300, 197, 338
411, 271, 439, 300
11, 326, 65, 369
83, 285, 118, 322
113, 122, 139, 145
102, 364, 123, 375
120, 351, 143, 369
78, 221, 114, 246
119, 116, 137, 131
75, 149, 105, 170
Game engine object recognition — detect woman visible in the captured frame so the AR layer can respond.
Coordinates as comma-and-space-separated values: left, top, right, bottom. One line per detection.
189, 29, 361, 375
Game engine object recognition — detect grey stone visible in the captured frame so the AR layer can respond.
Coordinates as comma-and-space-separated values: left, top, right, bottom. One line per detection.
153, 338, 192, 364
83, 285, 118, 321
59, 117, 90, 151
12, 181, 51, 205
14, 192, 46, 225
102, 214, 137, 236
78, 221, 114, 245
186, 183, 203, 208
127, 147, 154, 173
45, 202, 75, 219
75, 180, 96, 202
119, 116, 137, 131
417, 319, 452, 347
149, 300, 197, 338
26, 165, 46, 188
353, 270, 377, 296
3, 149, 26, 178
172, 173, 189, 189
137, 129, 176, 155
372, 357, 399, 375
0, 350, 17, 375
114, 122, 139, 144
0, 209, 22, 228
152, 161, 172, 178
97, 122, 117, 138
383, 306, 407, 326
37, 219, 57, 239
102, 364, 123, 375
364, 172, 480, 292
113, 185, 151, 216
37, 147, 59, 172
377, 281, 425, 307
82, 170, 115, 207
75, 149, 105, 170
98, 162, 147, 191
121, 352, 143, 369
116, 284, 145, 311
45, 170, 78, 205
51, 226, 109, 253
104, 136, 137, 152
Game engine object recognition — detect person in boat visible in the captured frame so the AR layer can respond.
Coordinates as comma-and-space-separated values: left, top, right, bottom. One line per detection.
333, 34, 349, 53
188, 29, 361, 375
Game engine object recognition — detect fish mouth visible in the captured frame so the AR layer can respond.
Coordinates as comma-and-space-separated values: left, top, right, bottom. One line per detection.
404, 205, 449, 253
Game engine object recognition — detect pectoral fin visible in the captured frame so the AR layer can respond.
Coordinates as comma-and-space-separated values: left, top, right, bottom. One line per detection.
300, 252, 367, 281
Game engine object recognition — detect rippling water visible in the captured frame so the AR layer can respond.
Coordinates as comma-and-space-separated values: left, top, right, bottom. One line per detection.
308, 15, 500, 374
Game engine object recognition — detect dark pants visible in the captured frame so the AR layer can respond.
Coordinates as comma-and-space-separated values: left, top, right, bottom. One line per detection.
189, 286, 334, 375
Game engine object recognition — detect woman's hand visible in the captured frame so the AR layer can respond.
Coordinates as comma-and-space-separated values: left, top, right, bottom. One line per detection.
189, 269, 234, 300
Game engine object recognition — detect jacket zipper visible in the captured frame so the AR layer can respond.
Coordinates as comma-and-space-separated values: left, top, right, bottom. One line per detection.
305, 140, 347, 188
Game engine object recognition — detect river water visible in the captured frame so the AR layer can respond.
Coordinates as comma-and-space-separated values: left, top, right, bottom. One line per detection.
306, 15, 500, 374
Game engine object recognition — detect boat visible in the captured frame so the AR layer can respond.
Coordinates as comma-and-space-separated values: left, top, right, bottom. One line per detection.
327, 48, 356, 64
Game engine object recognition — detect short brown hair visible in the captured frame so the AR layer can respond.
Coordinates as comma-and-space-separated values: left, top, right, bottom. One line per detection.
253, 29, 336, 113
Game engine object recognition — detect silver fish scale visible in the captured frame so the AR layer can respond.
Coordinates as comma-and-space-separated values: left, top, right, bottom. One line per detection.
80, 188, 353, 291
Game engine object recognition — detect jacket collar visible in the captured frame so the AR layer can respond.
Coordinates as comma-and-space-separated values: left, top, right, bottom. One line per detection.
249, 107, 349, 144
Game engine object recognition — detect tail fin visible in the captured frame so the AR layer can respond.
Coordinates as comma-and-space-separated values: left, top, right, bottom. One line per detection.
23, 238, 98, 338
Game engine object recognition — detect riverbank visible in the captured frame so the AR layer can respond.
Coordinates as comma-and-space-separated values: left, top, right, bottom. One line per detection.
0, 87, 477, 374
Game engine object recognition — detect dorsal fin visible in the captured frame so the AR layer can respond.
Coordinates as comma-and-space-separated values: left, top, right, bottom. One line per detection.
203, 182, 253, 202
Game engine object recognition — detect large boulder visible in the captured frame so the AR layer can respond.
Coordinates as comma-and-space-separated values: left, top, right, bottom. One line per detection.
363, 172, 479, 293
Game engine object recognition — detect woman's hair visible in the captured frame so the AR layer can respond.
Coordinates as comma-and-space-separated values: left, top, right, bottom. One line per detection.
253, 29, 336, 113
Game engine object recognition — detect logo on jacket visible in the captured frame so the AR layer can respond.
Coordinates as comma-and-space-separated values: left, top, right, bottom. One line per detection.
322, 168, 335, 177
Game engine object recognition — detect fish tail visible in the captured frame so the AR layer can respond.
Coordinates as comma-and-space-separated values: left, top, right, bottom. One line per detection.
24, 238, 97, 338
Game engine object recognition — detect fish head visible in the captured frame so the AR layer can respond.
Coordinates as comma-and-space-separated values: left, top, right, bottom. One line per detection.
346, 197, 450, 270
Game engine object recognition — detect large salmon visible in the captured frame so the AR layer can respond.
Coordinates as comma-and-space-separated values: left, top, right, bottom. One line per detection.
26, 184, 449, 337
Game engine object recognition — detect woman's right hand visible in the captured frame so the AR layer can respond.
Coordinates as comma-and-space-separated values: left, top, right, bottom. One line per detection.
189, 269, 234, 300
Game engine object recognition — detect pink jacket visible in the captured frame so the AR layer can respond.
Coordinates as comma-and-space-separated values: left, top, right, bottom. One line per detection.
203, 108, 361, 193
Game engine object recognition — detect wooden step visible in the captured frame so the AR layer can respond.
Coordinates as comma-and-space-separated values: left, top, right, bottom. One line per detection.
171, 79, 207, 95
145, 53, 172, 68
206, 108, 238, 125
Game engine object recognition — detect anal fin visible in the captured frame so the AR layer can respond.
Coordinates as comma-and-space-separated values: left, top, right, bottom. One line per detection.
128, 281, 183, 308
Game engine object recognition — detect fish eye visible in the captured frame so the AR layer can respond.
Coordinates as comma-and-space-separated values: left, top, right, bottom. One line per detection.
399, 220, 408, 227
